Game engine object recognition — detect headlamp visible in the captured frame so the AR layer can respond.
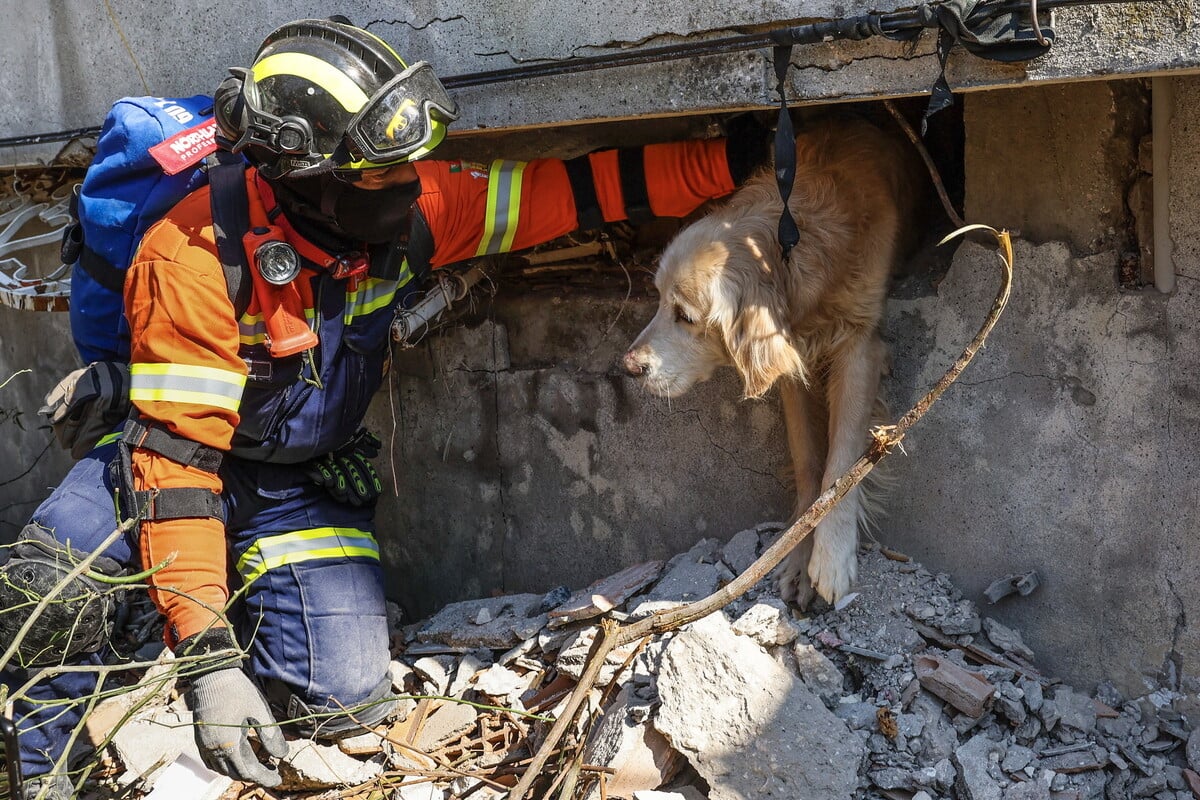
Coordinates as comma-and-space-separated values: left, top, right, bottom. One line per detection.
254, 239, 301, 285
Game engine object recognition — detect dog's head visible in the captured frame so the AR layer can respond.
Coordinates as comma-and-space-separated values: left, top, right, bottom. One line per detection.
622, 213, 804, 399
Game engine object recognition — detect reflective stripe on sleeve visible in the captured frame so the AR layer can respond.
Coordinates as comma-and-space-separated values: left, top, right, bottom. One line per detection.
129, 363, 246, 412
343, 267, 413, 325
235, 527, 381, 584
475, 160, 527, 256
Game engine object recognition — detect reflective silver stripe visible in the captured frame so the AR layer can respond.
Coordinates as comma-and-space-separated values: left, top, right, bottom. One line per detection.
344, 275, 403, 325
475, 160, 526, 256
129, 363, 246, 411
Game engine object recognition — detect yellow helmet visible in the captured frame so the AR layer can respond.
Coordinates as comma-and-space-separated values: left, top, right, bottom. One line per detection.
214, 18, 459, 178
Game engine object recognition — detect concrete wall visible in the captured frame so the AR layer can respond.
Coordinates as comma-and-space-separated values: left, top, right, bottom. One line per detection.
3, 2, 1200, 696
2, 0, 1196, 166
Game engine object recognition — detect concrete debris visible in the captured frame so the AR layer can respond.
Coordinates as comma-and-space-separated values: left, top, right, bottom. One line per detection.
984, 571, 1042, 604
102, 527, 1200, 800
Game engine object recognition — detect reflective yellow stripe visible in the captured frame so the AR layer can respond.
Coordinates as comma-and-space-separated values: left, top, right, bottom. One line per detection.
253, 53, 370, 113
94, 432, 122, 449
129, 363, 246, 412
239, 308, 315, 346
475, 160, 526, 256
343, 269, 413, 325
236, 527, 380, 584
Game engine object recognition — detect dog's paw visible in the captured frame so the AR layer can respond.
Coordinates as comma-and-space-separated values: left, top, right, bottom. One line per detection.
807, 517, 858, 603
777, 536, 816, 609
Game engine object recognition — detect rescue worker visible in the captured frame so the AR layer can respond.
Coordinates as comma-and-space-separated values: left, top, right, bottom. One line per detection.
0, 17, 770, 798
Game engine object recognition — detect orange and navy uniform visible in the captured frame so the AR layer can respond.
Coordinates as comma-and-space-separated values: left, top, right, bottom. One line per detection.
124, 138, 737, 645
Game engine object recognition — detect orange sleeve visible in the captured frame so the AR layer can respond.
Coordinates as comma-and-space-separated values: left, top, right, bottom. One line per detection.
414, 137, 736, 269
124, 186, 245, 646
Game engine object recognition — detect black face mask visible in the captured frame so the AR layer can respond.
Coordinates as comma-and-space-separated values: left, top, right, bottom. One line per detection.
268, 172, 421, 247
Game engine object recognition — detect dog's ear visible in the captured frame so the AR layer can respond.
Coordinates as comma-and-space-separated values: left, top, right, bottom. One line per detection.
714, 279, 805, 399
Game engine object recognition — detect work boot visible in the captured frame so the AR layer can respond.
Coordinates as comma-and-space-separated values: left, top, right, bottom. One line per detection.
21, 773, 73, 800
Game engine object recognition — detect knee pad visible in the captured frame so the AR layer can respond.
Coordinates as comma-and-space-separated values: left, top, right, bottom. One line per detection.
0, 524, 124, 667
271, 675, 397, 740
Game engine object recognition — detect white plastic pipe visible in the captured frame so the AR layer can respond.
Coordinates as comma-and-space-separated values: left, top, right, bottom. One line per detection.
1152, 76, 1175, 294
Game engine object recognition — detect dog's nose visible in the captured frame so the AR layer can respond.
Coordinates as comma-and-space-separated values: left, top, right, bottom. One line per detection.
622, 350, 647, 376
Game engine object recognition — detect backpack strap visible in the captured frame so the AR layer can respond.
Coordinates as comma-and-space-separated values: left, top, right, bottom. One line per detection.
205, 151, 253, 319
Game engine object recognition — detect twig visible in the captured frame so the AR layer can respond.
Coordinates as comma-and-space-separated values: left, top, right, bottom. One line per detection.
509, 224, 1015, 800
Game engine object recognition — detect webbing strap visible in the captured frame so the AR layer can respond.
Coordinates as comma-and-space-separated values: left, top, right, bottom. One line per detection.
131, 486, 225, 523
616, 147, 654, 225
206, 151, 253, 319
123, 417, 223, 473
564, 155, 604, 231
772, 45, 800, 261
77, 247, 126, 294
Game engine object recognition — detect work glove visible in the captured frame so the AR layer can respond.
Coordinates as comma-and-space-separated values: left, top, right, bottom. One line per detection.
305, 429, 384, 507
180, 630, 288, 787
723, 112, 774, 186
38, 361, 130, 460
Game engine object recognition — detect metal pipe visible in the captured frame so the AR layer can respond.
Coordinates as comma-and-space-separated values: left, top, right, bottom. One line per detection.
1152, 76, 1175, 293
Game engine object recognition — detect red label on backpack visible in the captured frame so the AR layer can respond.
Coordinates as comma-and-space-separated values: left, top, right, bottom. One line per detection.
149, 119, 219, 175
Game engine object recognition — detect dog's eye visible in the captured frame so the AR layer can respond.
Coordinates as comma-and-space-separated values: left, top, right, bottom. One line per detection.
674, 305, 696, 325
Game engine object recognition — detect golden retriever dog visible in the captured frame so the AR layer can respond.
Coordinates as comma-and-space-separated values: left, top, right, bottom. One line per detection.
621, 115, 917, 606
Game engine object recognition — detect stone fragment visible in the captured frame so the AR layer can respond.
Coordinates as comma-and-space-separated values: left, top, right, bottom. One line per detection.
389, 660, 415, 693
473, 664, 528, 704
539, 584, 572, 612
557, 626, 644, 685
1002, 781, 1051, 800
834, 702, 880, 731
112, 709, 204, 786
279, 740, 384, 790
415, 702, 479, 751
396, 781, 447, 800
914, 654, 995, 718
982, 618, 1036, 660
1052, 687, 1098, 735
935, 600, 982, 635
448, 650, 491, 697
1183, 768, 1200, 798
913, 692, 959, 763
648, 539, 732, 602
472, 607, 493, 625
337, 731, 384, 756
953, 733, 1004, 800
1019, 678, 1044, 712
417, 593, 547, 648
732, 599, 800, 647
913, 793, 935, 800
721, 528, 760, 574
1002, 745, 1035, 773
1187, 729, 1200, 773
792, 641, 845, 699
1040, 747, 1107, 773
654, 612, 863, 800
548, 560, 664, 628
869, 766, 913, 790
633, 790, 707, 800
983, 572, 1041, 604
583, 687, 682, 799
412, 655, 455, 696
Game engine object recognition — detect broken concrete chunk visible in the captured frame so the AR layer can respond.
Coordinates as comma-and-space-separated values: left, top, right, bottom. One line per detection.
792, 641, 845, 699
953, 733, 1005, 800
416, 593, 546, 649
279, 739, 385, 790
448, 650, 492, 698
396, 780, 448, 800
654, 611, 863, 800
732, 599, 800, 648
415, 701, 480, 751
647, 538, 731, 602
472, 607, 493, 625
934, 600, 982, 635
834, 701, 880, 731
915, 654, 995, 718
1001, 781, 1051, 800
982, 617, 1036, 660
583, 687, 682, 800
1052, 686, 1098, 735
112, 708, 203, 786
547, 560, 664, 628
721, 528, 760, 575
473, 663, 528, 704
984, 571, 1041, 604
632, 789, 707, 800
1002, 744, 1035, 773
557, 625, 645, 685
412, 655, 455, 696
869, 766, 913, 790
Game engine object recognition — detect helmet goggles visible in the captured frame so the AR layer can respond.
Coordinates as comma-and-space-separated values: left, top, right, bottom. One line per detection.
230, 60, 459, 177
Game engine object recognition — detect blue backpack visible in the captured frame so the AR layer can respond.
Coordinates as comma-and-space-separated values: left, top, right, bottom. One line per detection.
65, 95, 248, 364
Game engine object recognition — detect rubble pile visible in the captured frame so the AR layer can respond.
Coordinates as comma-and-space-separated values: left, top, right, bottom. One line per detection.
96, 522, 1200, 800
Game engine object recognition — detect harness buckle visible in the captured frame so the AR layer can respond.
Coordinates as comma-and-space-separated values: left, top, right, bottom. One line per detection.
332, 252, 370, 282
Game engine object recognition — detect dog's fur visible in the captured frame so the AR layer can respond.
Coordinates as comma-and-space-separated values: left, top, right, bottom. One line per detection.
622, 115, 918, 606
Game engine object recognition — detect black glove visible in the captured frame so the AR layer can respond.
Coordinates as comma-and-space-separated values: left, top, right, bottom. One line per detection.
179, 629, 288, 788
723, 112, 774, 185
305, 429, 384, 506
38, 362, 131, 459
